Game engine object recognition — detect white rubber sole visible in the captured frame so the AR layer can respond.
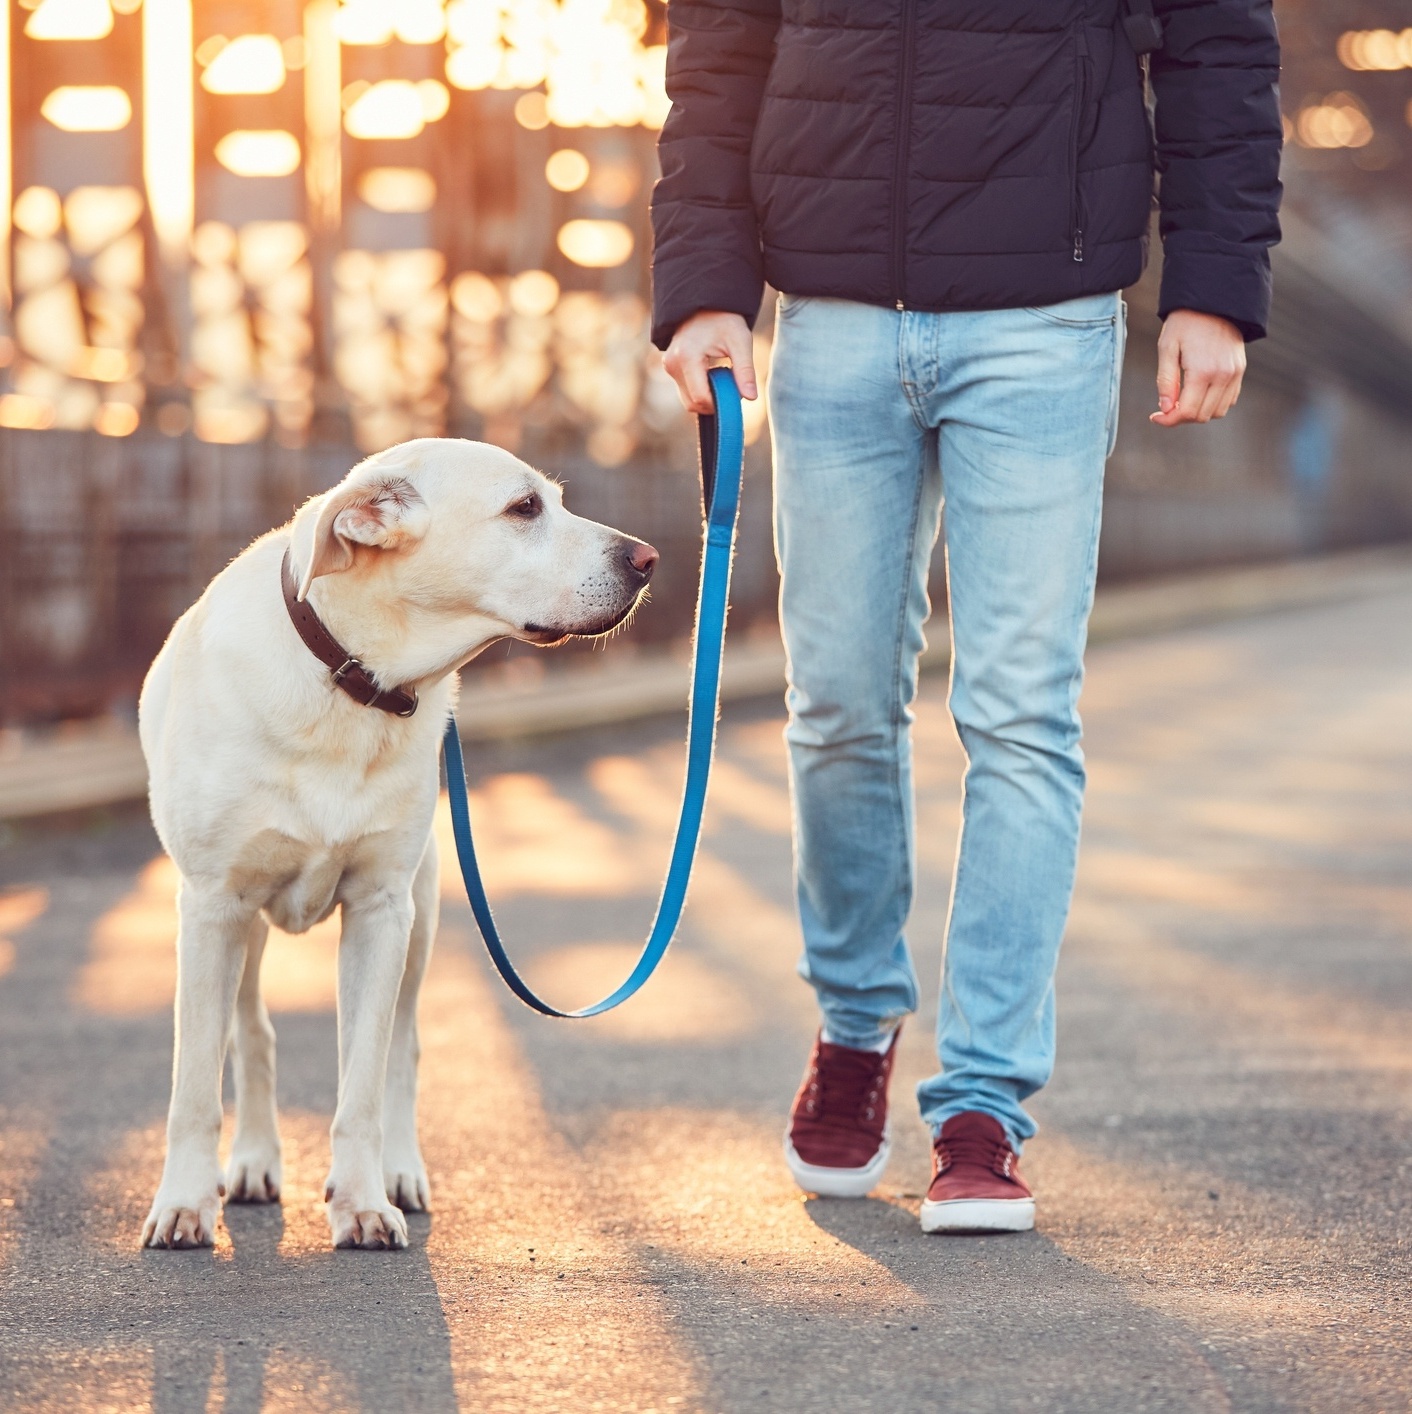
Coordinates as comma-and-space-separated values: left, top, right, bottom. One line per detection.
783, 1132, 891, 1198
919, 1196, 1036, 1234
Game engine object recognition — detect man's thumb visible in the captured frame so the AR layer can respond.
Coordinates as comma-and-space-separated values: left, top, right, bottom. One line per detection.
1155, 337, 1180, 414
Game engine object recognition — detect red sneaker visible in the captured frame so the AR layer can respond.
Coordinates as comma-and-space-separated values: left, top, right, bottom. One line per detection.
920, 1111, 1035, 1233
784, 1030, 898, 1197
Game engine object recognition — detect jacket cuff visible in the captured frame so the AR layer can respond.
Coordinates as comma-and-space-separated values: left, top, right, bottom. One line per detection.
650, 202, 765, 349
1157, 241, 1274, 343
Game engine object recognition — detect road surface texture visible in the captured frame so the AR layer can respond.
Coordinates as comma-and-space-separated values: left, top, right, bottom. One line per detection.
1, 579, 1410, 1413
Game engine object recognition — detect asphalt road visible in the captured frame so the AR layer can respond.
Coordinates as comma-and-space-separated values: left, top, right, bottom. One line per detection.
2, 580, 1410, 1413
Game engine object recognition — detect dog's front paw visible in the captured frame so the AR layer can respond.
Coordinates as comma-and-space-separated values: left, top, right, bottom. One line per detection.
226, 1143, 282, 1204
142, 1190, 221, 1249
328, 1194, 409, 1250
384, 1151, 430, 1213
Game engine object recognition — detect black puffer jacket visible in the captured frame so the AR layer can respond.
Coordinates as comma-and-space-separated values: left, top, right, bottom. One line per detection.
650, 0, 1282, 348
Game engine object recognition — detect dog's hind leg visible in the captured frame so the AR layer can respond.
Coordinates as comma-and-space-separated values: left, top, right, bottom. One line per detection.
142, 883, 252, 1248
226, 916, 283, 1204
383, 834, 437, 1213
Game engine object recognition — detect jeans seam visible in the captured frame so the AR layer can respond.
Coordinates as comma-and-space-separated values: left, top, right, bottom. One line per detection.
897, 312, 929, 431
1074, 326, 1119, 701
885, 435, 930, 981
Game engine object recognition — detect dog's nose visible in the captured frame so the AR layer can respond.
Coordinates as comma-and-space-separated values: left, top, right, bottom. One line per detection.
624, 540, 659, 581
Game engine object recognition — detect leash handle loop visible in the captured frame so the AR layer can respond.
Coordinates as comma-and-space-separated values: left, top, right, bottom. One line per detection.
443, 366, 745, 1017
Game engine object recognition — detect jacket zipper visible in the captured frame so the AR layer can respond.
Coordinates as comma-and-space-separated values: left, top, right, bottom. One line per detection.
891, 0, 918, 307
1069, 20, 1090, 263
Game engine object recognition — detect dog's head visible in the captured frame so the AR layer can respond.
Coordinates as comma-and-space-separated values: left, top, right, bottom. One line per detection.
291, 439, 657, 665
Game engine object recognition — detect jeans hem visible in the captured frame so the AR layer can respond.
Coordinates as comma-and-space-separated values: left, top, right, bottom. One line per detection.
818, 1014, 906, 1051
926, 1105, 1027, 1155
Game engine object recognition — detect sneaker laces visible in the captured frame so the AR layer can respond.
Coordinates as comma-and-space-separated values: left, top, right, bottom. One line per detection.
934, 1130, 1016, 1180
801, 1046, 888, 1128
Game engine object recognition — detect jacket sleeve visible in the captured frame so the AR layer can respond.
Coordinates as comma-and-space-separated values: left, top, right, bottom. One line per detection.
1149, 0, 1283, 341
649, 0, 781, 351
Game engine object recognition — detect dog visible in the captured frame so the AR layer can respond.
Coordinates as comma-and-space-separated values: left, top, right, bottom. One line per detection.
138, 438, 657, 1250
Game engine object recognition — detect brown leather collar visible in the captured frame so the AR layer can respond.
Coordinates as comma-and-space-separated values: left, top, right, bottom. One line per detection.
281, 548, 418, 717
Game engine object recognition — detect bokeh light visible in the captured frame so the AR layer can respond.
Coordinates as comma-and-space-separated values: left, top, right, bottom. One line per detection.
358, 167, 437, 213
1295, 93, 1374, 150
1337, 29, 1412, 72
214, 130, 303, 177
557, 218, 634, 267
546, 148, 590, 192
200, 34, 287, 95
25, 0, 114, 43
41, 86, 131, 132
344, 79, 433, 139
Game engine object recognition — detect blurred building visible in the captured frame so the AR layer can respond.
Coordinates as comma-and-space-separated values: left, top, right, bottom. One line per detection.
1, 0, 1411, 724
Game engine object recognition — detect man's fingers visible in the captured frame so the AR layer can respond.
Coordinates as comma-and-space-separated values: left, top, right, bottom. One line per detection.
1175, 371, 1214, 424
1148, 374, 1218, 427
1190, 376, 1227, 424
1211, 367, 1244, 420
662, 311, 757, 416
722, 325, 758, 400
681, 356, 714, 415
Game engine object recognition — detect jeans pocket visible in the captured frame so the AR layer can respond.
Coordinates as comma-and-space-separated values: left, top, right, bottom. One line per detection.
776, 292, 815, 322
1023, 292, 1120, 328
1105, 299, 1128, 459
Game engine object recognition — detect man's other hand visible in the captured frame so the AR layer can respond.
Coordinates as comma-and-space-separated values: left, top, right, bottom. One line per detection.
663, 311, 758, 414
1150, 309, 1247, 428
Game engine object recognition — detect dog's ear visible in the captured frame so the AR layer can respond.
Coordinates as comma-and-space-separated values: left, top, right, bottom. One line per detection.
297, 474, 431, 599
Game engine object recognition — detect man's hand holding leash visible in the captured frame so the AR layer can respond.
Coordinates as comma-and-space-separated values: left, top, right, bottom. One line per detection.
663, 310, 757, 414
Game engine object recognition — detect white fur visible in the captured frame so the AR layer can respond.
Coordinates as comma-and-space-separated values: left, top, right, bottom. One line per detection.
138, 438, 653, 1250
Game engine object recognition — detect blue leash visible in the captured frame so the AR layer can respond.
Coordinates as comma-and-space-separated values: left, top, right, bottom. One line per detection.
442, 367, 745, 1017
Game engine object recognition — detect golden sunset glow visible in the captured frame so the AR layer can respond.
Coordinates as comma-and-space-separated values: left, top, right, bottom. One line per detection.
5, 0, 679, 449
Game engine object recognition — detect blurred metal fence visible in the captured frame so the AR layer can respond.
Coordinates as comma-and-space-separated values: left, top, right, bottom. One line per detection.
0, 419, 779, 723
5, 213, 1412, 727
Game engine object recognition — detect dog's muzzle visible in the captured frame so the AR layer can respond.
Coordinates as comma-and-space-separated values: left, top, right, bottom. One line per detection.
523, 537, 658, 644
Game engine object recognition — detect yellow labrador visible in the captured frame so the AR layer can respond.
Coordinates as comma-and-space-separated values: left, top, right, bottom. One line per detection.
138, 438, 656, 1250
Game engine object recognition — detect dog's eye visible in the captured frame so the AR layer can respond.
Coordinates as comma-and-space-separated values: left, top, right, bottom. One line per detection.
505, 493, 542, 520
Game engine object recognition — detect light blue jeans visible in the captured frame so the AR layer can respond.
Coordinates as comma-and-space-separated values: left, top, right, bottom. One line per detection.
768, 291, 1125, 1149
